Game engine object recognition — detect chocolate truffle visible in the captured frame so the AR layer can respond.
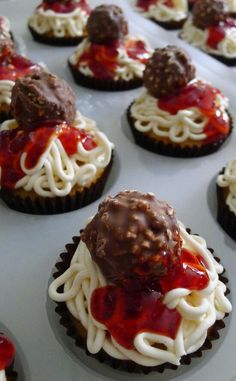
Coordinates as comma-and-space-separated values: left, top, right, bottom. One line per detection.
192, 0, 228, 30
143, 46, 196, 98
87, 5, 128, 45
82, 191, 181, 286
11, 70, 76, 128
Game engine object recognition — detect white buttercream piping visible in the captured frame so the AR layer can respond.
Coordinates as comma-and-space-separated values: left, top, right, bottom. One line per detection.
28, 6, 88, 37
217, 159, 236, 215
135, 0, 187, 22
0, 111, 114, 197
0, 80, 15, 106
69, 36, 152, 81
0, 370, 6, 381
49, 221, 232, 366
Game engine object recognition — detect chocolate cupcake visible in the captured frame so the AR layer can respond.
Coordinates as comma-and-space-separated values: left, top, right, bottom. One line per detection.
28, 0, 91, 46
217, 159, 236, 240
49, 190, 232, 373
127, 46, 232, 158
181, 0, 236, 66
0, 35, 39, 123
0, 333, 17, 381
68, 5, 152, 91
135, 0, 188, 30
0, 70, 114, 214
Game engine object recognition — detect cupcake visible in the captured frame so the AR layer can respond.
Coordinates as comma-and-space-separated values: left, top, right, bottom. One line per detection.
127, 46, 232, 158
0, 333, 17, 381
181, 0, 236, 66
0, 35, 40, 123
0, 70, 114, 214
49, 190, 232, 373
217, 159, 236, 240
134, 0, 188, 30
68, 5, 152, 91
28, 0, 91, 46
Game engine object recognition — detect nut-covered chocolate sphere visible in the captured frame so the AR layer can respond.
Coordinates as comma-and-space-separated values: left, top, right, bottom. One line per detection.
143, 46, 196, 98
11, 70, 76, 128
87, 5, 128, 44
82, 191, 181, 286
192, 0, 228, 30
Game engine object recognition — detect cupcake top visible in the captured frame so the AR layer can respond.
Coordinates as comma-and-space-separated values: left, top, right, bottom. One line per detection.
49, 190, 232, 366
217, 158, 236, 214
143, 45, 195, 98
87, 5, 128, 44
135, 0, 188, 23
192, 0, 228, 29
0, 333, 15, 381
82, 191, 181, 286
11, 70, 76, 128
37, 0, 90, 14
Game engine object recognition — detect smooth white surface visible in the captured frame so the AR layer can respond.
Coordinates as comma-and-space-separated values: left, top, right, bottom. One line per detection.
0, 1, 236, 381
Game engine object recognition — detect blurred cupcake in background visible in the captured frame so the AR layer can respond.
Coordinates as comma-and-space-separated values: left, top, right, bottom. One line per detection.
68, 4, 152, 91
0, 332, 17, 381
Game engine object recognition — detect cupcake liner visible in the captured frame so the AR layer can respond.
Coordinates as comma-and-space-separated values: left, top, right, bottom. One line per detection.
150, 17, 187, 30
51, 228, 230, 374
6, 367, 18, 381
0, 109, 11, 124
28, 25, 85, 46
0, 153, 113, 215
208, 53, 236, 67
127, 104, 233, 158
217, 168, 236, 241
68, 62, 143, 91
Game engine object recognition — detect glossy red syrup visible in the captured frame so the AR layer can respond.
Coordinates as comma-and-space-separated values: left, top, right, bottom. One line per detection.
0, 333, 15, 370
91, 248, 209, 349
0, 121, 97, 189
0, 55, 38, 81
207, 19, 236, 49
41, 0, 91, 14
78, 39, 149, 79
158, 80, 230, 142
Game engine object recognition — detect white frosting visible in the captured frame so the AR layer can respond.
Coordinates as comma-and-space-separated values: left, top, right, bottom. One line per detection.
49, 221, 232, 367
130, 86, 229, 143
0, 111, 114, 197
135, 0, 187, 22
69, 36, 152, 81
0, 370, 6, 381
181, 18, 236, 58
0, 80, 15, 107
0, 16, 11, 34
28, 6, 89, 38
228, 0, 236, 12
217, 159, 236, 215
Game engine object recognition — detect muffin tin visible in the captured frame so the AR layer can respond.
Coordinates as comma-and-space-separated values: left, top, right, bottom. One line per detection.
0, 0, 236, 381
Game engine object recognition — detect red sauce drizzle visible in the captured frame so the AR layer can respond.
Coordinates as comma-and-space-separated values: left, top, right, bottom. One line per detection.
137, 0, 173, 11
207, 19, 236, 49
41, 0, 91, 14
0, 121, 97, 189
158, 80, 230, 143
77, 39, 149, 80
0, 333, 15, 371
91, 248, 209, 350
0, 55, 38, 81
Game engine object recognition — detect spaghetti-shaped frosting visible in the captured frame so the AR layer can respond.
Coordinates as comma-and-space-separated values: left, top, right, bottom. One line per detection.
0, 111, 114, 197
0, 80, 15, 106
135, 0, 187, 22
69, 36, 152, 81
130, 89, 228, 143
0, 16, 11, 35
49, 222, 232, 366
28, 6, 88, 37
228, 0, 236, 12
0, 371, 6, 381
217, 159, 236, 214
181, 18, 236, 58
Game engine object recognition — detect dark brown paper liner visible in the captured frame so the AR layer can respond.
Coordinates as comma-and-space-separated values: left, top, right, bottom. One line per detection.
28, 25, 85, 46
217, 168, 236, 241
150, 17, 187, 30
6, 369, 18, 381
127, 104, 233, 158
0, 109, 11, 124
68, 62, 143, 91
0, 153, 113, 215
51, 229, 230, 374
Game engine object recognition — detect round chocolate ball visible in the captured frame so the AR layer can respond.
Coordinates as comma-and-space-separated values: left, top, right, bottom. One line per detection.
11, 70, 76, 129
87, 5, 128, 44
81, 191, 181, 286
192, 0, 228, 30
143, 46, 196, 98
